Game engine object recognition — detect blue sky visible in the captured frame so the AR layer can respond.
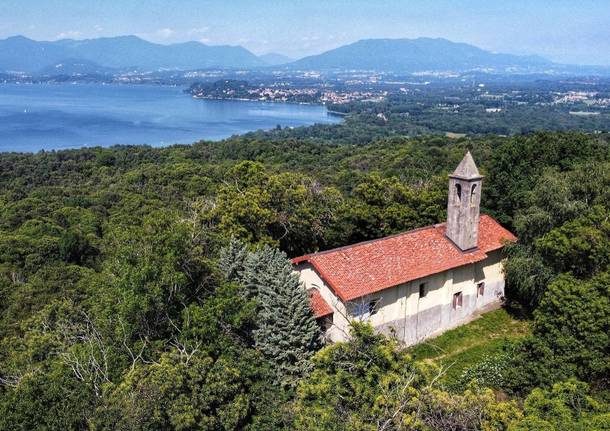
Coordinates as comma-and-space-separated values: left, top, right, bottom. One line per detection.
1, 0, 609, 65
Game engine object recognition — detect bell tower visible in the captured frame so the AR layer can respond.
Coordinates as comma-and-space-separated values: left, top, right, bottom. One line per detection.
446, 151, 483, 251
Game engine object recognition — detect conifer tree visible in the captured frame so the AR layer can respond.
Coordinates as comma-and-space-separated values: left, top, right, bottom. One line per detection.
218, 237, 249, 282
245, 247, 321, 385
220, 242, 321, 385
240, 245, 286, 299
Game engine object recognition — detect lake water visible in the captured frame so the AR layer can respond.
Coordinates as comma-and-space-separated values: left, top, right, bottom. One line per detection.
0, 83, 341, 152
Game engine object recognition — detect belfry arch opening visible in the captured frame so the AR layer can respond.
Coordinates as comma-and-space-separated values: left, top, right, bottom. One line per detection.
455, 184, 462, 201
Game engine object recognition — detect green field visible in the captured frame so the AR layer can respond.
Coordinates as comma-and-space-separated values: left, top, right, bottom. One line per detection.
409, 308, 531, 387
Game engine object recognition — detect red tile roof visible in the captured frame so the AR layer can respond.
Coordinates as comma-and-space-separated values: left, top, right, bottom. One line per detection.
308, 288, 333, 318
294, 215, 516, 302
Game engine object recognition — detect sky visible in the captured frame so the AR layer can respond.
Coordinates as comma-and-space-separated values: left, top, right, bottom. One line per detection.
1, 0, 609, 65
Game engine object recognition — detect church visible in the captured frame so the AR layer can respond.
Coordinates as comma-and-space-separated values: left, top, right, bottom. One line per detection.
293, 152, 516, 345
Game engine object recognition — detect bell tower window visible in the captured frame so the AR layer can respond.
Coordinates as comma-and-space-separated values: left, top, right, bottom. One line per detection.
455, 184, 462, 201
470, 184, 477, 203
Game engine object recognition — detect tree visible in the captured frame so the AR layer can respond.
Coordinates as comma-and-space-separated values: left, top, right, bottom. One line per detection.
294, 322, 426, 430
92, 348, 284, 431
418, 387, 521, 431
245, 246, 321, 386
508, 379, 609, 431
218, 237, 249, 283
294, 322, 520, 431
507, 272, 610, 391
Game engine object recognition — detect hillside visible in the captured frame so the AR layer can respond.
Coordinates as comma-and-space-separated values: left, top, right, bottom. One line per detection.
0, 35, 265, 73
289, 37, 552, 72
0, 131, 608, 429
259, 52, 294, 66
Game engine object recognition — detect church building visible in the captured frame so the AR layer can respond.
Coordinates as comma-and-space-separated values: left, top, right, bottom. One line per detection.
293, 152, 516, 345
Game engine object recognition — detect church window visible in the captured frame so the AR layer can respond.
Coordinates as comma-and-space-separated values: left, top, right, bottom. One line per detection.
354, 298, 380, 319
368, 299, 380, 315
477, 282, 485, 296
471, 184, 477, 203
455, 184, 462, 201
419, 282, 426, 298
453, 292, 463, 309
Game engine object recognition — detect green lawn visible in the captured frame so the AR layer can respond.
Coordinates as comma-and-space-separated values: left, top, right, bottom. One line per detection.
408, 307, 530, 387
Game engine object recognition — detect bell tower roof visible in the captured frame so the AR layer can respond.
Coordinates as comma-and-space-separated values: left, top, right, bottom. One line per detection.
450, 151, 483, 180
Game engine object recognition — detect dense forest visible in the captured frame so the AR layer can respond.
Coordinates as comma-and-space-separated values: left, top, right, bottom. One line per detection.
0, 128, 609, 430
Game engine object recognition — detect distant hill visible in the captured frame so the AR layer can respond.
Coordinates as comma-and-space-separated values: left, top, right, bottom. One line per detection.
0, 35, 265, 73
259, 53, 294, 66
289, 38, 552, 72
38, 58, 116, 76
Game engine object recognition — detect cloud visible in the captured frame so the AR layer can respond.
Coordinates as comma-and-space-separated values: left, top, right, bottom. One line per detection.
156, 28, 175, 39
93, 24, 104, 32
199, 38, 211, 44
189, 26, 209, 35
56, 30, 82, 39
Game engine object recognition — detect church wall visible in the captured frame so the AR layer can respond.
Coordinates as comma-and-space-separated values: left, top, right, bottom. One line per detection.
295, 262, 350, 342
296, 249, 507, 346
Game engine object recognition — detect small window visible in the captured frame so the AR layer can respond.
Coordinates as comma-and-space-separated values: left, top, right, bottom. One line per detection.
367, 299, 380, 316
471, 184, 477, 203
477, 282, 485, 297
354, 298, 380, 318
419, 282, 426, 298
455, 183, 462, 201
453, 292, 463, 309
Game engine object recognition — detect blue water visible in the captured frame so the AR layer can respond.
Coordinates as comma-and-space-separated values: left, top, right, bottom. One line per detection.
0, 83, 341, 152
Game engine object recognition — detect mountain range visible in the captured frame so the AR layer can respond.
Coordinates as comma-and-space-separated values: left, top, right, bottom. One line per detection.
0, 35, 265, 73
290, 38, 552, 72
0, 35, 557, 74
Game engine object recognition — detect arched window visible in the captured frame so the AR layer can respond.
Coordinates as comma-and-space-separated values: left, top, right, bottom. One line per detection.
455, 184, 462, 201
470, 184, 477, 203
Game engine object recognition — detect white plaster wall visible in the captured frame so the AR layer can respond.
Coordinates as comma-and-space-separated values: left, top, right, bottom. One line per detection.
295, 262, 350, 342
296, 250, 508, 345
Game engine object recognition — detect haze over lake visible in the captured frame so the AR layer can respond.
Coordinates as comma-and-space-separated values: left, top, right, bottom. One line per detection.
0, 83, 340, 152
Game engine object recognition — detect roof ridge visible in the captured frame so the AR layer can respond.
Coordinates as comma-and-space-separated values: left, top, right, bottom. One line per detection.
293, 220, 448, 262
293, 214, 515, 302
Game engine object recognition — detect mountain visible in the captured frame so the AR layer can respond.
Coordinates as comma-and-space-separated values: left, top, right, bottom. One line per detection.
0, 35, 265, 73
289, 38, 552, 72
38, 58, 116, 76
259, 52, 294, 66
0, 36, 74, 72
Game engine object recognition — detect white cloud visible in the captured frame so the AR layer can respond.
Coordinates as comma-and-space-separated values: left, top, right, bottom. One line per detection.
93, 24, 103, 32
156, 28, 175, 39
199, 38, 211, 44
56, 30, 82, 39
189, 26, 209, 35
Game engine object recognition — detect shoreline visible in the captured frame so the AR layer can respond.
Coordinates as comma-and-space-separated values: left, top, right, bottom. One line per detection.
189, 93, 347, 116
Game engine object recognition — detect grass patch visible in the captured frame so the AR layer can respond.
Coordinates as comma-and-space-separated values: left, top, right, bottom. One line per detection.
408, 307, 530, 386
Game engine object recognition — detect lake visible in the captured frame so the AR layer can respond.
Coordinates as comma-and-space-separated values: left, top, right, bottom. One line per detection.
0, 83, 341, 152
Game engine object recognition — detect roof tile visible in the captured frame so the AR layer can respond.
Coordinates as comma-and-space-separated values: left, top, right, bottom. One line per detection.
294, 215, 515, 302
308, 289, 333, 318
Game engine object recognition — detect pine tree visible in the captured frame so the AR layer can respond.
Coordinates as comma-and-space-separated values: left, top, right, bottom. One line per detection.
240, 245, 286, 299
250, 248, 321, 386
218, 237, 249, 282
220, 243, 322, 385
